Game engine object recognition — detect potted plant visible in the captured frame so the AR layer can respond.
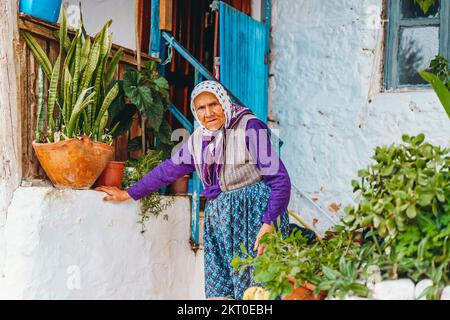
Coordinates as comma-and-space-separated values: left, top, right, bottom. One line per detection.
23, 6, 122, 189
169, 175, 190, 194
231, 215, 364, 300
234, 135, 449, 300
94, 161, 126, 189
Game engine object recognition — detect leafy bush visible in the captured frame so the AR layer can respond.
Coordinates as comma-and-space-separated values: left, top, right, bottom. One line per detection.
231, 216, 367, 300
233, 135, 450, 300
343, 134, 450, 298
109, 60, 173, 157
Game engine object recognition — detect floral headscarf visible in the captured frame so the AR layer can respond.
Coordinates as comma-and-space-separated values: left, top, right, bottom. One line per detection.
190, 81, 253, 187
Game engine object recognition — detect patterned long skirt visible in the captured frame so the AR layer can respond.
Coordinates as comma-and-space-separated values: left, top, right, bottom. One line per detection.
203, 181, 290, 300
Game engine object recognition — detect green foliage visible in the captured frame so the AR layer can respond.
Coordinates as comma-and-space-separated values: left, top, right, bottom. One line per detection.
119, 61, 172, 155
232, 219, 367, 300
122, 150, 173, 233
414, 0, 436, 14
414, 0, 438, 14
347, 134, 449, 236
23, 5, 121, 143
345, 134, 450, 298
420, 71, 450, 119
420, 56, 450, 119
428, 56, 450, 89
234, 135, 450, 300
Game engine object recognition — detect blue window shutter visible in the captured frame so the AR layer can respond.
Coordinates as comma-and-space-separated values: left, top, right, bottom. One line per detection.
219, 1, 268, 122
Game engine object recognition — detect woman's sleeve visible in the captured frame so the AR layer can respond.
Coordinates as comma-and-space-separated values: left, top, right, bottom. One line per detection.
127, 142, 196, 200
245, 119, 291, 227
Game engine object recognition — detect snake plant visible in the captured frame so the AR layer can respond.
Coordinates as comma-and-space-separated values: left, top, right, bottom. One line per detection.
23, 5, 123, 143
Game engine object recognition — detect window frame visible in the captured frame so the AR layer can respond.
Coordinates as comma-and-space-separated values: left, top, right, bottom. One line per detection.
384, 0, 450, 90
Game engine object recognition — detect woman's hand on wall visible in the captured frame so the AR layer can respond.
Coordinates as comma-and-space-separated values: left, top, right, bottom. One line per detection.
253, 223, 274, 256
95, 186, 132, 202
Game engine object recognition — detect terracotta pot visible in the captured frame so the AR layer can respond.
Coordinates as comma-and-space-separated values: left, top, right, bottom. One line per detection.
95, 161, 126, 189
283, 280, 327, 301
32, 136, 114, 189
170, 175, 190, 194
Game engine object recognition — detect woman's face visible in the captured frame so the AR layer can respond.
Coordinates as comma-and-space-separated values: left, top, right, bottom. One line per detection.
194, 92, 225, 131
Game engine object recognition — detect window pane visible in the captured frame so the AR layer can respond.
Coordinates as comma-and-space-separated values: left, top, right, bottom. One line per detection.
398, 26, 439, 85
401, 0, 440, 19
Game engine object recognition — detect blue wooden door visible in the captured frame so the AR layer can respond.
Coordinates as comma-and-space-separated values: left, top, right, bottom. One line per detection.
219, 1, 269, 122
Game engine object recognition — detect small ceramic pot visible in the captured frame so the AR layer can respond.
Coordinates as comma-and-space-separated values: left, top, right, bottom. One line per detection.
283, 280, 327, 300
95, 161, 126, 189
170, 175, 190, 194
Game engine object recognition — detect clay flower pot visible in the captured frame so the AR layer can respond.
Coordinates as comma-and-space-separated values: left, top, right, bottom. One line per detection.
283, 279, 327, 301
170, 175, 190, 194
95, 161, 126, 189
32, 136, 114, 189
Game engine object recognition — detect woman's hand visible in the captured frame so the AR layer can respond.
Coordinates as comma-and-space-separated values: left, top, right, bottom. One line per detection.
95, 186, 132, 202
253, 223, 274, 256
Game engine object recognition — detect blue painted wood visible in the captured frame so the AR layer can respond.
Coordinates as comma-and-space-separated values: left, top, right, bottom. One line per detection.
162, 31, 246, 106
219, 1, 268, 122
169, 104, 193, 133
264, 0, 271, 119
440, 0, 450, 61
20, 0, 62, 23
150, 0, 161, 58
190, 69, 203, 247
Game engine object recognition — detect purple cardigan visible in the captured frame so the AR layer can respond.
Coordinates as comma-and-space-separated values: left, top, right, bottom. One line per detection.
127, 119, 291, 225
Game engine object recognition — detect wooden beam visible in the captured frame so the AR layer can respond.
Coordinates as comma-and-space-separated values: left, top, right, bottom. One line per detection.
160, 0, 173, 31
0, 0, 21, 209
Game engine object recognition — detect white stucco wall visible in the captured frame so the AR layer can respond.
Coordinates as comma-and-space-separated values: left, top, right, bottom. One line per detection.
63, 0, 136, 50
0, 187, 204, 299
270, 0, 450, 232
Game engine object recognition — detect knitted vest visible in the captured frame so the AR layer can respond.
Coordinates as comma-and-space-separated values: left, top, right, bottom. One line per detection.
188, 114, 262, 192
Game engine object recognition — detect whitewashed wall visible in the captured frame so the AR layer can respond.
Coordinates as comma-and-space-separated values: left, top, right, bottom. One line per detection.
270, 0, 450, 232
0, 188, 204, 299
63, 0, 136, 50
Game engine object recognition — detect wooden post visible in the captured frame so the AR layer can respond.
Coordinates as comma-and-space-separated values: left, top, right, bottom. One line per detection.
0, 0, 21, 223
160, 0, 173, 31
135, 0, 146, 155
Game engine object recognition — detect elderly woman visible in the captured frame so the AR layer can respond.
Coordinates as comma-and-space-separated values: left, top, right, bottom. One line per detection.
96, 81, 291, 299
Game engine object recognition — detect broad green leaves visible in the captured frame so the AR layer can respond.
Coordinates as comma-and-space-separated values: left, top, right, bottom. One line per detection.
120, 65, 172, 153
419, 70, 450, 119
